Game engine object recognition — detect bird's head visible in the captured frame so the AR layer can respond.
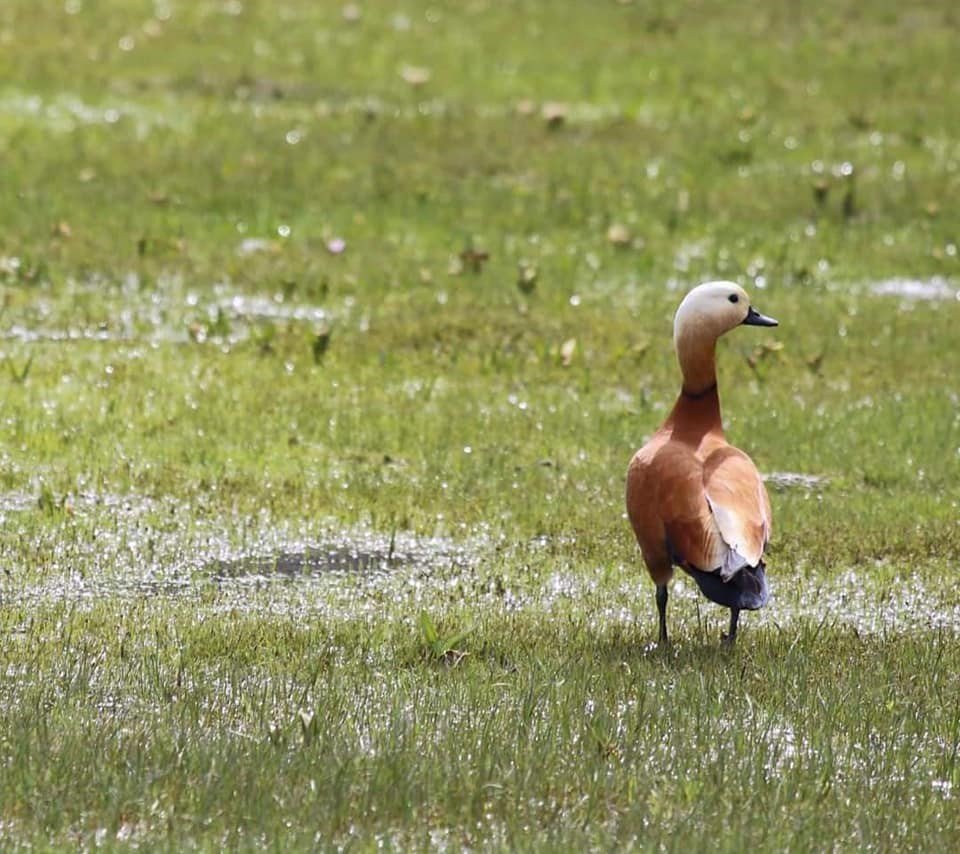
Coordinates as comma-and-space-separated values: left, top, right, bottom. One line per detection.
673, 281, 778, 347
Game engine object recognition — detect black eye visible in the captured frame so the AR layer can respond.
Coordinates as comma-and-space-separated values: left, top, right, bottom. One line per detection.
728, 294, 739, 303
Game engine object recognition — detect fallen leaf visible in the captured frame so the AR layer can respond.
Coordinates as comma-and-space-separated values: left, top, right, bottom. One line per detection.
806, 351, 826, 374
812, 179, 829, 205
606, 223, 631, 247
460, 247, 489, 273
842, 187, 856, 219
51, 221, 72, 239
400, 65, 431, 86
517, 261, 538, 293
560, 338, 577, 367
313, 325, 331, 362
541, 102, 568, 127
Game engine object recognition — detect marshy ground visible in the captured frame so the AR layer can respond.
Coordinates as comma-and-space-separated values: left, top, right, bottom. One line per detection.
1, 0, 959, 849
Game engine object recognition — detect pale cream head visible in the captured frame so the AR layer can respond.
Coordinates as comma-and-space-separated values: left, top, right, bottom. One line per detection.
673, 281, 753, 345
672, 281, 777, 394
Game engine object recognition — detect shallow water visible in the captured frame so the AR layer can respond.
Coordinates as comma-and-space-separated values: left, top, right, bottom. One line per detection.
0, 87, 632, 136
208, 544, 409, 581
2, 488, 956, 637
0, 91, 193, 135
0, 273, 333, 348
0, 493, 476, 617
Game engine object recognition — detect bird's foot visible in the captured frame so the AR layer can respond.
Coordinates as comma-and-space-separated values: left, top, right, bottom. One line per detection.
721, 608, 740, 646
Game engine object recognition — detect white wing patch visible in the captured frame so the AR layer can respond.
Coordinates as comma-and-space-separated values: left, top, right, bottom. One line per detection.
705, 494, 758, 580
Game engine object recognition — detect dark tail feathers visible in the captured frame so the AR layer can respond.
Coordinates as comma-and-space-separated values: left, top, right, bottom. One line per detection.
685, 562, 769, 611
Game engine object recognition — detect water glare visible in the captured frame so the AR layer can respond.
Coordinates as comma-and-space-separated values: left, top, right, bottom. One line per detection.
209, 544, 410, 582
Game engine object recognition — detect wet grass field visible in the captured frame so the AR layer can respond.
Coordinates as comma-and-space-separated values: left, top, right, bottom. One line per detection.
2, 0, 960, 849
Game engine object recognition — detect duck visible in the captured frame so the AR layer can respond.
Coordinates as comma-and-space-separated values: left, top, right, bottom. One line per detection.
626, 281, 778, 644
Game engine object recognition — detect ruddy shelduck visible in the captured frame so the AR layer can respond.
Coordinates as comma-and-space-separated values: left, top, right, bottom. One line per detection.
626, 281, 778, 644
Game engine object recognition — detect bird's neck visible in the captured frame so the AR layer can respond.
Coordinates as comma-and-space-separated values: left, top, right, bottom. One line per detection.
667, 382, 723, 439
667, 328, 724, 439
675, 328, 718, 397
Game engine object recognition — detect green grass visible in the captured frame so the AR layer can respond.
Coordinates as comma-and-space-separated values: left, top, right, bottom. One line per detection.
1, 0, 959, 848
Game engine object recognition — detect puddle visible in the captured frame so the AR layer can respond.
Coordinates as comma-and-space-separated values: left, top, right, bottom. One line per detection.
869, 277, 958, 301
0, 87, 648, 143
208, 544, 409, 582
0, 92, 193, 135
202, 531, 478, 617
1, 494, 478, 621
0, 325, 156, 345
3, 488, 958, 638
0, 273, 334, 347
216, 294, 328, 325
0, 488, 159, 518
0, 491, 37, 513
565, 562, 960, 638
775, 568, 960, 635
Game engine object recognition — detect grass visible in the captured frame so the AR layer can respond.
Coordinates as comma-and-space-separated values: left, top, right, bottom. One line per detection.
1, 0, 959, 848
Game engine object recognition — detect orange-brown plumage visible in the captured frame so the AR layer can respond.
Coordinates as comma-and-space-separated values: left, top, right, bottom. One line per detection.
626, 282, 778, 643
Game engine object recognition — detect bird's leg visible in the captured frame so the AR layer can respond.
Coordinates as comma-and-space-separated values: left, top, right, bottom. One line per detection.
721, 607, 741, 645
656, 584, 669, 644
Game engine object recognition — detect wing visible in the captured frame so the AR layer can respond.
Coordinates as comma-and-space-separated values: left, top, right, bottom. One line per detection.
653, 443, 730, 574
702, 446, 772, 579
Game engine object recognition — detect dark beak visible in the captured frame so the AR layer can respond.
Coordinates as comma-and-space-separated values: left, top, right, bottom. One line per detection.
742, 305, 778, 327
